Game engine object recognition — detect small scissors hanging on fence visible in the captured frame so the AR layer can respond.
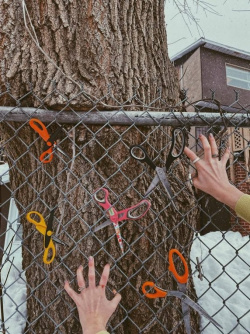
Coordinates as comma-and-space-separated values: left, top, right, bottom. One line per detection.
26, 208, 68, 264
142, 249, 222, 333
29, 118, 68, 163
130, 128, 185, 209
93, 188, 151, 254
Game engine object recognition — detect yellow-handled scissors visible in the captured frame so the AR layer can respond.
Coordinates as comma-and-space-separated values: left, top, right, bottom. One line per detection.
26, 209, 67, 264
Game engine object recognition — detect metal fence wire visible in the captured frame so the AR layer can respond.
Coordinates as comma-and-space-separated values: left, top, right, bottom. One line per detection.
0, 85, 249, 334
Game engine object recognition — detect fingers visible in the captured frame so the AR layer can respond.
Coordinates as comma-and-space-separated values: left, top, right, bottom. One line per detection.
199, 134, 211, 160
208, 133, 219, 156
64, 280, 79, 304
221, 147, 230, 166
77, 265, 86, 291
88, 256, 96, 288
99, 263, 110, 288
184, 147, 201, 169
111, 292, 122, 309
184, 146, 197, 161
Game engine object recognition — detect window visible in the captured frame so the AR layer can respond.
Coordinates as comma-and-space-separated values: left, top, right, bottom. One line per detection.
226, 65, 250, 90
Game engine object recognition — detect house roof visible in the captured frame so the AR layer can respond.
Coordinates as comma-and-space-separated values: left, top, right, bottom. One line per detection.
171, 38, 250, 62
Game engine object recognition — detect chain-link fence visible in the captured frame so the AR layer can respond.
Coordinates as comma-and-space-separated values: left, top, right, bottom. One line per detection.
0, 85, 249, 334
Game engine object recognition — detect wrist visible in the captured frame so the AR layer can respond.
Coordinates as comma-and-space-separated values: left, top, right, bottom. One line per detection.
82, 323, 107, 334
217, 184, 243, 210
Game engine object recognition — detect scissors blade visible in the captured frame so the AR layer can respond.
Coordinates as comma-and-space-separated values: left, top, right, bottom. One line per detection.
176, 282, 191, 334
144, 173, 160, 197
182, 295, 223, 329
181, 301, 191, 334
54, 145, 70, 158
52, 235, 69, 247
155, 167, 173, 197
93, 219, 113, 232
156, 167, 178, 210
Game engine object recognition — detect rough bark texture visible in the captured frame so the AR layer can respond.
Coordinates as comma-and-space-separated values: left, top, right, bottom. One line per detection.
0, 0, 178, 107
0, 1, 199, 333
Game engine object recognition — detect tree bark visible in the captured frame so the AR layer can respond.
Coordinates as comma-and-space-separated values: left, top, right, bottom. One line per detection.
0, 1, 199, 333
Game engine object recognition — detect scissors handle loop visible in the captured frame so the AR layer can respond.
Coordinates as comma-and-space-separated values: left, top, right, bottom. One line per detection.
26, 211, 44, 225
39, 148, 53, 163
142, 281, 167, 299
26, 211, 47, 234
130, 145, 156, 170
127, 200, 151, 219
29, 118, 50, 142
43, 239, 56, 264
169, 249, 189, 284
165, 128, 185, 168
94, 188, 115, 215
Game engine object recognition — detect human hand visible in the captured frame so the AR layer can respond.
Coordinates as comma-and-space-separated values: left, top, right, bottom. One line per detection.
64, 256, 121, 334
184, 133, 243, 210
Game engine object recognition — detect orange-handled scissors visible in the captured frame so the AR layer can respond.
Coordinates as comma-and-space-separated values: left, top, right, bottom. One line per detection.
29, 118, 67, 163
26, 209, 67, 264
142, 249, 222, 332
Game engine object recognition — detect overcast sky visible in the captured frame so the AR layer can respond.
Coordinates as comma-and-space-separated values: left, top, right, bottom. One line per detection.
165, 0, 250, 59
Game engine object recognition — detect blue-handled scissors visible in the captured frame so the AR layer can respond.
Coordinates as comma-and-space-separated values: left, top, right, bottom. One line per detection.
130, 128, 185, 209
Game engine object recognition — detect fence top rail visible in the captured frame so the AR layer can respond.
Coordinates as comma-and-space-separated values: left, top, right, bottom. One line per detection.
0, 107, 250, 127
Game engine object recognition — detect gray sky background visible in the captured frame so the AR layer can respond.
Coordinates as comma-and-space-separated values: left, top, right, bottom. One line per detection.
165, 0, 250, 58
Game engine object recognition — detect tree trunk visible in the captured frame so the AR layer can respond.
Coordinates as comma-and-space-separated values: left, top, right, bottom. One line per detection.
0, 1, 199, 333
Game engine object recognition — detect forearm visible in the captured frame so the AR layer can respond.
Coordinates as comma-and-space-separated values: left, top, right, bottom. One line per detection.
215, 184, 243, 210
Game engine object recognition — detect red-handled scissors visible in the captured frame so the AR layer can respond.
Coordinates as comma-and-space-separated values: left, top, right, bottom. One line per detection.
93, 188, 151, 254
29, 118, 68, 163
142, 249, 222, 332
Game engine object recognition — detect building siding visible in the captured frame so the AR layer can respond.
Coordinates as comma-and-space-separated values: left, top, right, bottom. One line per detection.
200, 47, 250, 106
177, 48, 202, 102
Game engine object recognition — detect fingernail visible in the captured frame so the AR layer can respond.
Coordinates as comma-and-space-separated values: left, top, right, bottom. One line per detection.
209, 133, 213, 138
199, 134, 202, 138
113, 289, 117, 295
89, 256, 93, 262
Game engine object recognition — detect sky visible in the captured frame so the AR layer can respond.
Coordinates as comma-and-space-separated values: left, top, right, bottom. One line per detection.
165, 0, 250, 59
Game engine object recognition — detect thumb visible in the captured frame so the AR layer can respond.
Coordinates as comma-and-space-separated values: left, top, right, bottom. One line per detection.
111, 291, 122, 309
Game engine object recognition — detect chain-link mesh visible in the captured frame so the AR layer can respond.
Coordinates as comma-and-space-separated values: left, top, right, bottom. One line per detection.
0, 85, 249, 334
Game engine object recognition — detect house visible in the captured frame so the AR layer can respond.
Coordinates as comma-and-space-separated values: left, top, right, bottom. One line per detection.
171, 38, 250, 236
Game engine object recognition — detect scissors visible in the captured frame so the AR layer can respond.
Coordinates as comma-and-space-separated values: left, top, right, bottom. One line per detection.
26, 209, 68, 264
142, 249, 222, 333
130, 128, 185, 209
29, 118, 68, 163
93, 188, 151, 254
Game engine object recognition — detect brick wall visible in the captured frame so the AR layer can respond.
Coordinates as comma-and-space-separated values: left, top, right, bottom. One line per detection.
231, 155, 250, 236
